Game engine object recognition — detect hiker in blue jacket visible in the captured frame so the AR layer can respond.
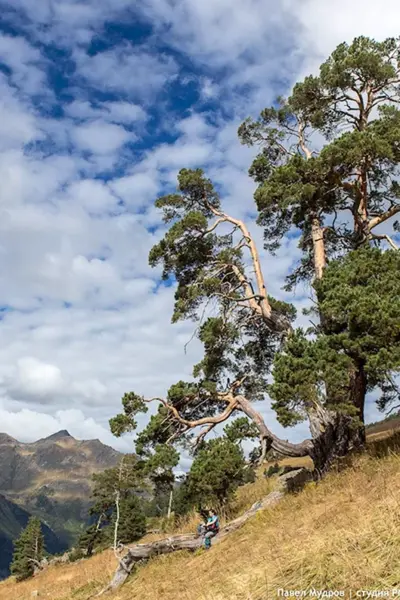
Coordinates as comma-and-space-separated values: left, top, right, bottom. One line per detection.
197, 508, 220, 549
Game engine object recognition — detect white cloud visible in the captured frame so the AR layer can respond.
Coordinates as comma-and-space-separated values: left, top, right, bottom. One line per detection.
0, 77, 40, 152
139, 0, 295, 67
0, 0, 397, 452
65, 100, 147, 125
70, 120, 132, 155
0, 33, 47, 95
75, 44, 178, 98
11, 357, 64, 398
64, 179, 118, 213
292, 0, 400, 64
110, 173, 160, 210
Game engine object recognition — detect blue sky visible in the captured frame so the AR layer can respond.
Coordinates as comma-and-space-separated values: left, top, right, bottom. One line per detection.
0, 0, 399, 459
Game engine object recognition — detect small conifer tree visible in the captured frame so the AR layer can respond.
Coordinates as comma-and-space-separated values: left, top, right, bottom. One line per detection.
10, 517, 45, 581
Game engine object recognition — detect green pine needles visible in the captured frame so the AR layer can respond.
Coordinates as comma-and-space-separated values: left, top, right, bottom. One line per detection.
11, 517, 45, 582
111, 35, 400, 476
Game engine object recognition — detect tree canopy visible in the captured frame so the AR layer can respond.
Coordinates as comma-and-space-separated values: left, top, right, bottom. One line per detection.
111, 35, 400, 477
183, 437, 250, 508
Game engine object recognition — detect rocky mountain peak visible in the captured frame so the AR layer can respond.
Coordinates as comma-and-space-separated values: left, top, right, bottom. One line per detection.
0, 433, 17, 445
43, 430, 72, 441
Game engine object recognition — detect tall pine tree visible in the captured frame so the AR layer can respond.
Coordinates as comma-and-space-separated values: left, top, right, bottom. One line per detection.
110, 36, 400, 477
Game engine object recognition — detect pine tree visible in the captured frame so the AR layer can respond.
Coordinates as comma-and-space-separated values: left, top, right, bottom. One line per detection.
81, 455, 148, 556
78, 514, 107, 557
10, 517, 45, 582
186, 437, 249, 508
108, 495, 146, 545
110, 36, 400, 478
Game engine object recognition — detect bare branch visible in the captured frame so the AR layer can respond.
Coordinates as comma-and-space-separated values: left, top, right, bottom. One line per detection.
369, 205, 400, 230
204, 218, 229, 234
297, 121, 312, 160
144, 395, 238, 429
386, 404, 400, 416
113, 490, 121, 559
113, 456, 126, 560
27, 558, 43, 568
208, 210, 273, 321
235, 395, 313, 458
369, 232, 399, 251
194, 423, 216, 447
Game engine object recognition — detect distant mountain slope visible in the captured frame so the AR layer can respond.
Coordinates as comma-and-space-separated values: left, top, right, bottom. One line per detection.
0, 430, 120, 495
0, 430, 121, 563
0, 494, 66, 579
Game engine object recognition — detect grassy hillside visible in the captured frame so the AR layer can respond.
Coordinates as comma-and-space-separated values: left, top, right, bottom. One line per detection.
2, 432, 400, 600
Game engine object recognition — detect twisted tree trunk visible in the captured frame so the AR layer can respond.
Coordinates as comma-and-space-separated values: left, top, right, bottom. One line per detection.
308, 409, 364, 477
238, 390, 365, 477
236, 395, 313, 460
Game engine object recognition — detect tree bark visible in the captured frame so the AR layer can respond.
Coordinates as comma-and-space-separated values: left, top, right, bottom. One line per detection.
238, 393, 366, 478
237, 384, 366, 478
349, 361, 367, 426
311, 216, 326, 280
308, 404, 365, 478
167, 489, 173, 520
235, 395, 313, 459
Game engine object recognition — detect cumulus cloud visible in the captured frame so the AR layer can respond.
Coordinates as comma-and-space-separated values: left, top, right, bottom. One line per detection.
292, 0, 400, 64
75, 44, 178, 98
0, 33, 48, 95
0, 0, 396, 451
0, 77, 39, 152
70, 120, 133, 155
11, 357, 65, 399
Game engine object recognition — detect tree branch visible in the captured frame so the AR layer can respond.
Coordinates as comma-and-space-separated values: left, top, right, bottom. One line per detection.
235, 395, 313, 458
204, 218, 227, 234
368, 205, 400, 230
27, 558, 43, 568
194, 423, 216, 447
205, 206, 274, 322
141, 383, 312, 459
113, 490, 121, 559
144, 395, 239, 430
297, 121, 312, 160
369, 233, 399, 251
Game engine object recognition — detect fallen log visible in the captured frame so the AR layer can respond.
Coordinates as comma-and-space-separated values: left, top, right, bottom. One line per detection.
98, 490, 283, 594
98, 468, 312, 595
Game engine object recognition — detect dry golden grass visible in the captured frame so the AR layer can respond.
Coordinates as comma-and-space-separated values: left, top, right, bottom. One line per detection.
2, 434, 400, 600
